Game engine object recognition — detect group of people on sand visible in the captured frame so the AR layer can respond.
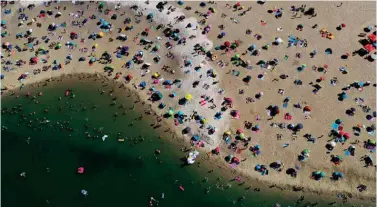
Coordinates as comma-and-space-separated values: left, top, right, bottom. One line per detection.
1, 0, 376, 202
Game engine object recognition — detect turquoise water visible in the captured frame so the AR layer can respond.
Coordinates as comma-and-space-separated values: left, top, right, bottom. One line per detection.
1, 77, 370, 207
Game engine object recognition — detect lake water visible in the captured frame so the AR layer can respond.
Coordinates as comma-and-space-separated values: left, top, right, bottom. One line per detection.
1, 76, 370, 207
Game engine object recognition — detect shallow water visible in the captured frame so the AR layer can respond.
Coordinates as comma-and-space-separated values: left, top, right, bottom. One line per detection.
1, 77, 371, 207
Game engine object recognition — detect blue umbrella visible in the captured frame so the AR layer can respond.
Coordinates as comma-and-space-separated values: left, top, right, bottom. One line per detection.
139, 81, 147, 88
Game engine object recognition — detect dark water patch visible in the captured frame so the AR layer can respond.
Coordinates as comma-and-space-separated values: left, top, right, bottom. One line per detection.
1, 75, 373, 207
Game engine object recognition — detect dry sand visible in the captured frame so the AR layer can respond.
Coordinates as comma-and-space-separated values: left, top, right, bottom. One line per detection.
1, 1, 376, 201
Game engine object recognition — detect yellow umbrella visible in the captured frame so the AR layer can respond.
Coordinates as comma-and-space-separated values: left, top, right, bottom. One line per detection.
224, 131, 231, 135
98, 32, 104, 38
153, 72, 159, 78
185, 93, 192, 101
94, 43, 98, 48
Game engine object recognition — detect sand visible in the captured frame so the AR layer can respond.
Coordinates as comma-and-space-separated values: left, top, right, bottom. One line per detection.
1, 1, 376, 202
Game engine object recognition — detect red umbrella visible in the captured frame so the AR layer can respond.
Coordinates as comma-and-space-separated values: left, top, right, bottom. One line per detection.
368, 34, 376, 43
224, 41, 231, 47
31, 57, 38, 62
364, 44, 375, 53
303, 106, 312, 112
215, 146, 220, 153
145, 28, 150, 32
237, 128, 243, 134
126, 74, 133, 81
232, 157, 240, 163
224, 97, 233, 103
235, 40, 240, 46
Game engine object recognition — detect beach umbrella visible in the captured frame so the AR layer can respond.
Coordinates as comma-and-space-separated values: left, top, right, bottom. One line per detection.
230, 110, 240, 118
152, 92, 163, 101
303, 106, 312, 112
248, 44, 256, 51
237, 128, 244, 134
185, 93, 193, 101
126, 74, 133, 81
232, 157, 240, 164
30, 56, 38, 62
275, 37, 283, 43
320, 172, 326, 177
199, 2, 206, 7
98, 32, 104, 38
325, 48, 333, 54
234, 54, 240, 59
192, 135, 200, 141
139, 81, 147, 88
364, 44, 374, 53
330, 141, 336, 147
335, 119, 342, 124
368, 34, 376, 42
371, 53, 377, 60
296, 123, 303, 130
239, 133, 245, 139
271, 106, 280, 116
224, 41, 231, 47
182, 127, 191, 134
302, 149, 310, 155
224, 97, 233, 103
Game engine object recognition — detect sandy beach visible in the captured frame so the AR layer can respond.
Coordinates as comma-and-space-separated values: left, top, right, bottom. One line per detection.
1, 0, 376, 203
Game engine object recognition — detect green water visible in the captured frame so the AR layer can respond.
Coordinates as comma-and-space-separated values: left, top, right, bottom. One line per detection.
1, 77, 371, 207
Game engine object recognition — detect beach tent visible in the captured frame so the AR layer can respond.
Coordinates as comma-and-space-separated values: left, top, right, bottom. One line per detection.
364, 44, 375, 53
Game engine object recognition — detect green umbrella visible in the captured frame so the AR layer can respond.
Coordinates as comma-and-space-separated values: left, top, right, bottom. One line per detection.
234, 54, 240, 59
320, 172, 326, 177
303, 149, 310, 154
369, 139, 376, 145
104, 66, 114, 71
168, 109, 174, 116
157, 92, 163, 99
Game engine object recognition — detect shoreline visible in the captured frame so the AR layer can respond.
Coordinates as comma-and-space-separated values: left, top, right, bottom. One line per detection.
2, 72, 375, 204
1, 1, 375, 205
